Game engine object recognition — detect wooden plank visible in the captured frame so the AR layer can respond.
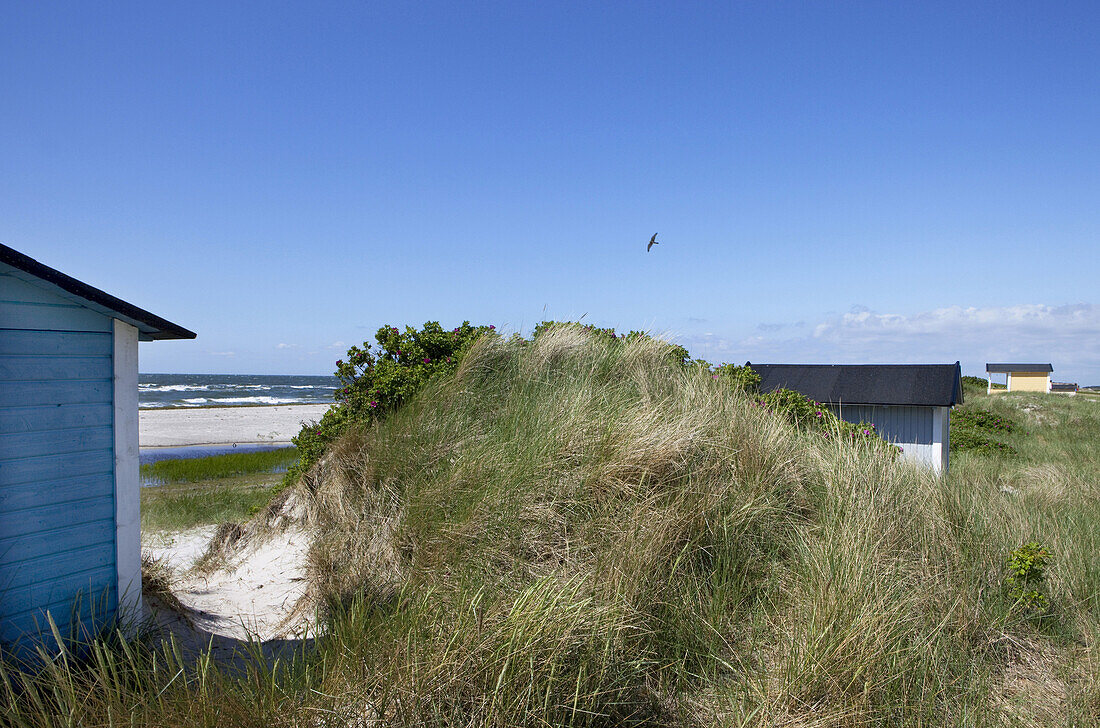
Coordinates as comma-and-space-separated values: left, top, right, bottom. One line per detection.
0, 518, 114, 565
0, 355, 113, 381
0, 449, 113, 486
1, 544, 116, 590
0, 378, 113, 407
0, 426, 114, 460
0, 472, 114, 513
0, 587, 116, 645
0, 567, 116, 633
0, 273, 92, 306
0, 300, 112, 333
0, 403, 114, 434
0, 329, 112, 356
0, 495, 115, 539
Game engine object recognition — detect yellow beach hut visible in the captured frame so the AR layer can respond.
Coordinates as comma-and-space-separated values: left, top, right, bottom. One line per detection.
985, 363, 1053, 393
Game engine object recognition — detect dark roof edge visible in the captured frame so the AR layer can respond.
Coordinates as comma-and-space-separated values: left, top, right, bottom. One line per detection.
1, 243, 196, 340
744, 361, 963, 407
985, 363, 1053, 373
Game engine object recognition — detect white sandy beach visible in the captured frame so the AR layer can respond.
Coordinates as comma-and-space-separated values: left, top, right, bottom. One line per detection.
139, 404, 330, 447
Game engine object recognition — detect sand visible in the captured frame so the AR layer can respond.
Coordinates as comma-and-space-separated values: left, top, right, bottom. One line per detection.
144, 525, 315, 660
139, 404, 331, 447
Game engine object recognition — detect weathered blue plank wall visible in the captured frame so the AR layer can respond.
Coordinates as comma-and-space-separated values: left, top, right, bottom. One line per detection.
1, 264, 117, 650
828, 403, 947, 471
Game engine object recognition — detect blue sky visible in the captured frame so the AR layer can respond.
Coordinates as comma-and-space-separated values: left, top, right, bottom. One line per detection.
3, 2, 1099, 382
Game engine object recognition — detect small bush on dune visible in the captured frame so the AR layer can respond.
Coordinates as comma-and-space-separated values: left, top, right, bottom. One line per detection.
951, 407, 1021, 457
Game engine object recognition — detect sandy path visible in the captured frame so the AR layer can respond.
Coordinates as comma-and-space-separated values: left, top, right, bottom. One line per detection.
140, 404, 330, 447
144, 526, 314, 644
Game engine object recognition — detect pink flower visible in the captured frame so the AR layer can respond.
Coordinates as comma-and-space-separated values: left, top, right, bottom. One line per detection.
369, 401, 378, 408
423, 358, 430, 364
488, 325, 495, 330
712, 374, 718, 379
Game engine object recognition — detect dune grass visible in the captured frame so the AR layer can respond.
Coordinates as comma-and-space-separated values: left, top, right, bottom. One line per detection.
5, 329, 1099, 726
140, 473, 282, 532
141, 447, 299, 484
139, 448, 298, 531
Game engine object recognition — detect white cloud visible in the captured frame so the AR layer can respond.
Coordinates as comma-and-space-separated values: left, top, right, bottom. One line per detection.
327, 341, 347, 350
676, 303, 1100, 384
208, 350, 236, 357
276, 342, 299, 350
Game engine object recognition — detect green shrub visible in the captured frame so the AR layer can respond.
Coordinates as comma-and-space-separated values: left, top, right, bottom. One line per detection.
950, 407, 1021, 457
950, 428, 1018, 457
952, 408, 1018, 434
712, 363, 761, 392
284, 321, 496, 490
1006, 542, 1052, 612
754, 387, 897, 452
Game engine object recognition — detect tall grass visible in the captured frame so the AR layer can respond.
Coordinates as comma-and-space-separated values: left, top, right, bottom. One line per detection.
4, 328, 1098, 725
141, 448, 298, 484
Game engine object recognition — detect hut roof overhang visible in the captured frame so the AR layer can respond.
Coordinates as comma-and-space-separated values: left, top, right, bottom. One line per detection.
746, 362, 963, 407
985, 363, 1053, 373
1, 243, 195, 341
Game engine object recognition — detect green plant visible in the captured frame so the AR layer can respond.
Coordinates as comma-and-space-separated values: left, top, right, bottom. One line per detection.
950, 407, 1021, 457
712, 363, 761, 392
950, 429, 1019, 457
1006, 541, 1053, 611
752, 387, 896, 452
952, 408, 1018, 434
284, 321, 496, 490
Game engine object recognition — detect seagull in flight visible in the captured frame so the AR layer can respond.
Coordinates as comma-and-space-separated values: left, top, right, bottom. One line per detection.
647, 233, 658, 252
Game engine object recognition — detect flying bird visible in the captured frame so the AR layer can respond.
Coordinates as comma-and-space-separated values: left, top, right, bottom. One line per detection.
647, 233, 658, 252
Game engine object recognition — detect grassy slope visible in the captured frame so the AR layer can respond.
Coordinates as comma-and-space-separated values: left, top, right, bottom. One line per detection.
292, 330, 1099, 725
6, 330, 1098, 726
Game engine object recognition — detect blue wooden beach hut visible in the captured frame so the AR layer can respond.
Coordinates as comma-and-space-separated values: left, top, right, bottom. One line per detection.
1, 243, 195, 655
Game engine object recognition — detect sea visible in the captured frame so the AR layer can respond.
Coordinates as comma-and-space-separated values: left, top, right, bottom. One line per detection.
139, 373, 340, 409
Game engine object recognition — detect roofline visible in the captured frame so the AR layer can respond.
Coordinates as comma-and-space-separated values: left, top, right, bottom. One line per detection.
985, 363, 1053, 373
744, 361, 963, 407
746, 362, 961, 369
1, 243, 196, 341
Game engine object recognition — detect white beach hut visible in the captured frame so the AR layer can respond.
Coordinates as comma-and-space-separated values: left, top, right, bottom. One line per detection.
1, 243, 194, 656
747, 363, 963, 473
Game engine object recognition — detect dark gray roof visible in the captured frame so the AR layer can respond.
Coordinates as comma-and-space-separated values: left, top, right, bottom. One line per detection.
1, 243, 195, 341
746, 362, 963, 407
986, 363, 1052, 373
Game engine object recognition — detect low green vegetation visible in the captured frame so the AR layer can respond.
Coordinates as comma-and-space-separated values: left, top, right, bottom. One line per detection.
141, 474, 282, 532
140, 448, 298, 531
951, 406, 1021, 457
141, 447, 298, 484
5, 328, 1099, 726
